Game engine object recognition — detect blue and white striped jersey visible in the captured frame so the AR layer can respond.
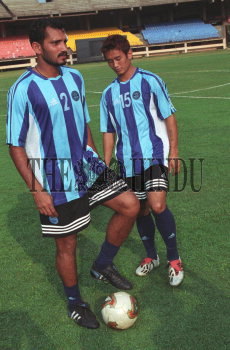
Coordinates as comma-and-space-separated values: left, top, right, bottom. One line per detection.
7, 66, 105, 205
100, 68, 176, 177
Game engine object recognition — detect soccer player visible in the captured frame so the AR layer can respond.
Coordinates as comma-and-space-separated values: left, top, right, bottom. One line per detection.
6, 20, 140, 329
100, 35, 184, 287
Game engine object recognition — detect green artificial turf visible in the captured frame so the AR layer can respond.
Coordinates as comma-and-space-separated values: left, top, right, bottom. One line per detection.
0, 50, 229, 350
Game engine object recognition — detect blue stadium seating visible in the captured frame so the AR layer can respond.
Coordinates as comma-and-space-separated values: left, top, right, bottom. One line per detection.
142, 19, 220, 44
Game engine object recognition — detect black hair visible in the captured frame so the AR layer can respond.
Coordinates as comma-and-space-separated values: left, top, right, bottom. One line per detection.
101, 34, 130, 56
29, 18, 64, 44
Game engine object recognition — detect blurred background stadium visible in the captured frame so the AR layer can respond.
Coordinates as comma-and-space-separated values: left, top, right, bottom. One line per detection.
0, 0, 229, 68
0, 2, 229, 350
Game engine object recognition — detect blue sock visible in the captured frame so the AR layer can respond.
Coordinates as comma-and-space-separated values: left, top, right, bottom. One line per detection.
136, 213, 158, 259
94, 240, 120, 270
153, 207, 179, 261
63, 284, 82, 311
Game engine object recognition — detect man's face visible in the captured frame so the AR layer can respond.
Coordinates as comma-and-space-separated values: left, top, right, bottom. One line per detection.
38, 26, 68, 66
105, 49, 132, 77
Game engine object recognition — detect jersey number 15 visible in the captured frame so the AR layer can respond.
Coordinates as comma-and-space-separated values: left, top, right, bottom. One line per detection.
119, 92, 131, 108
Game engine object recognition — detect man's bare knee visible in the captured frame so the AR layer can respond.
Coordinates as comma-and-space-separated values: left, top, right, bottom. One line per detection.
151, 202, 166, 215
117, 192, 140, 217
55, 234, 77, 255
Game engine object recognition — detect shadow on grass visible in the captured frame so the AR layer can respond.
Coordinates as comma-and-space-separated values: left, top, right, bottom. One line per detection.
6, 194, 148, 348
7, 193, 63, 298
7, 193, 136, 300
0, 311, 55, 350
145, 268, 229, 350
7, 194, 228, 349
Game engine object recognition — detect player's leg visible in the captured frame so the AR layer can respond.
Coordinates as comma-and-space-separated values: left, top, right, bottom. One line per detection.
40, 196, 99, 329
55, 235, 99, 329
136, 200, 157, 259
103, 190, 139, 245
55, 234, 79, 301
125, 174, 158, 261
135, 200, 160, 276
147, 190, 184, 286
91, 190, 139, 290
88, 168, 140, 289
125, 173, 159, 276
147, 190, 176, 258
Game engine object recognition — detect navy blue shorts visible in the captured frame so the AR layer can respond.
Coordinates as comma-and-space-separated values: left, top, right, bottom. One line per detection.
125, 164, 168, 201
40, 168, 127, 238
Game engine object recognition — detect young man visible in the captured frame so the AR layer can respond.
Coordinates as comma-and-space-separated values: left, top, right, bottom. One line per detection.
6, 20, 140, 330
100, 35, 184, 287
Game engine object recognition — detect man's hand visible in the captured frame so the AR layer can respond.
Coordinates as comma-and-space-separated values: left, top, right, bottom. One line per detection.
32, 191, 58, 217
168, 156, 180, 176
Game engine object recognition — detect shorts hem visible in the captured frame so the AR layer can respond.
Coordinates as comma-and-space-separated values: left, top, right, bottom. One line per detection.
89, 185, 127, 209
42, 220, 91, 238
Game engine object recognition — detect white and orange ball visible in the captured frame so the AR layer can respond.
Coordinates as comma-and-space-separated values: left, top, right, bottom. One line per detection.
101, 291, 138, 330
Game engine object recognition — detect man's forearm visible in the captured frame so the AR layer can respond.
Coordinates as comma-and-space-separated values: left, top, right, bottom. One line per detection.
165, 114, 181, 174
9, 146, 58, 216
9, 145, 43, 192
87, 124, 99, 155
103, 133, 115, 166
165, 114, 179, 157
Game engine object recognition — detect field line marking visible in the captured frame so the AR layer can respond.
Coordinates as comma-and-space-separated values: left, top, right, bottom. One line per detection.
88, 104, 100, 108
172, 95, 230, 100
1, 93, 228, 114
2, 81, 230, 96
87, 83, 230, 96
87, 95, 230, 107
171, 82, 230, 95
84, 76, 111, 81
87, 90, 102, 94
163, 70, 230, 74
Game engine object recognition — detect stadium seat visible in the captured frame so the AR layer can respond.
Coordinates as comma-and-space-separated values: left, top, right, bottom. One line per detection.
141, 19, 220, 45
67, 27, 144, 51
0, 36, 34, 59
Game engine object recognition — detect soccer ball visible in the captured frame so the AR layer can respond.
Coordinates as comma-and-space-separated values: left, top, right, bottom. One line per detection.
101, 291, 138, 330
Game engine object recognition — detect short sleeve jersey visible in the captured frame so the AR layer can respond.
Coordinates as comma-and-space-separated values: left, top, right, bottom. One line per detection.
7, 66, 105, 205
100, 68, 176, 177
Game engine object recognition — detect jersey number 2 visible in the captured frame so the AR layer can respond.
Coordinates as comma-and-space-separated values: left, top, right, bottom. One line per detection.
60, 93, 70, 112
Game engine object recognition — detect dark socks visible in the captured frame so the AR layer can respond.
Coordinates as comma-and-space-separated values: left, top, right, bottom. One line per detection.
136, 213, 158, 259
153, 207, 179, 261
94, 240, 120, 270
64, 284, 82, 311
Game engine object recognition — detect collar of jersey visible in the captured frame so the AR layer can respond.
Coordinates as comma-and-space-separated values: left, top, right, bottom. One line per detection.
27, 67, 63, 80
117, 67, 139, 84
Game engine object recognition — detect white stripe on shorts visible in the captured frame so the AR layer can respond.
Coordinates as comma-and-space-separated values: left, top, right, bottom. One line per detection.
134, 191, 147, 200
89, 179, 126, 207
41, 213, 91, 235
145, 179, 168, 190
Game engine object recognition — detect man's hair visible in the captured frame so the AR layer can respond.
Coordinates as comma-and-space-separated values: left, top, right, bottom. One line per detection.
29, 18, 64, 44
101, 34, 130, 56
